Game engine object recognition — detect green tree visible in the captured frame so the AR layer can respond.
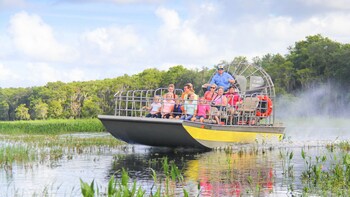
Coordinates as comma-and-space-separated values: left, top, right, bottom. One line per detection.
134, 68, 164, 89
33, 101, 49, 120
48, 100, 63, 118
261, 54, 296, 94
81, 98, 102, 118
15, 104, 30, 120
287, 34, 341, 90
0, 100, 9, 120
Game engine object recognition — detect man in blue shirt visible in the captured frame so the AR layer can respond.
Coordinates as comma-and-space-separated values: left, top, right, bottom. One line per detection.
209, 65, 235, 91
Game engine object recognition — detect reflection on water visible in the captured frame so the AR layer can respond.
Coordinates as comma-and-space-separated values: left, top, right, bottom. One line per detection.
0, 131, 349, 196
109, 147, 279, 196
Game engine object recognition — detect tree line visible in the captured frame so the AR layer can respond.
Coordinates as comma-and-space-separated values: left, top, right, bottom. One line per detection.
0, 34, 349, 120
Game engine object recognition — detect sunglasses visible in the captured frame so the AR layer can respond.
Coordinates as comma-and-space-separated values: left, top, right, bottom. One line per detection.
211, 87, 216, 89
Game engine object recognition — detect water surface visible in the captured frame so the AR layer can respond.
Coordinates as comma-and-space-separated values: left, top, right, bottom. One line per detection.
0, 118, 349, 196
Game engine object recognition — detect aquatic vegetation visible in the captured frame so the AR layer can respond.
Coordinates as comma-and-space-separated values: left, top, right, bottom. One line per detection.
326, 140, 350, 152
0, 145, 36, 170
0, 119, 105, 134
300, 149, 350, 196
80, 162, 188, 197
5, 134, 350, 196
80, 170, 146, 197
0, 134, 125, 171
0, 134, 124, 149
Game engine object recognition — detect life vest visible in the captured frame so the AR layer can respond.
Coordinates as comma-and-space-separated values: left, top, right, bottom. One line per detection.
256, 95, 273, 117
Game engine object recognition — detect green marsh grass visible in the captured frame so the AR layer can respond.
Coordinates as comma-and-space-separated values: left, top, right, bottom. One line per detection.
0, 145, 36, 169
0, 118, 105, 134
0, 134, 125, 169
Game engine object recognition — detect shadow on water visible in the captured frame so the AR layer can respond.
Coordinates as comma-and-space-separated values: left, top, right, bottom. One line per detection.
109, 145, 207, 178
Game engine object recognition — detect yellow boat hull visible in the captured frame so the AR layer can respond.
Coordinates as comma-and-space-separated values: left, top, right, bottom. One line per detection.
182, 122, 284, 149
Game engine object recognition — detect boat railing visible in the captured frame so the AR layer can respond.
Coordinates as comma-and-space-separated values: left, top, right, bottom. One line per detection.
114, 89, 183, 117
233, 94, 274, 126
113, 89, 275, 126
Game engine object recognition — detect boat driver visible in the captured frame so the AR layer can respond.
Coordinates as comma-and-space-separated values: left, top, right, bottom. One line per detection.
204, 65, 235, 92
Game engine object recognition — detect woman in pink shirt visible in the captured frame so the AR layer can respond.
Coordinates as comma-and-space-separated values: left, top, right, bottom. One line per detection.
210, 86, 227, 124
211, 87, 227, 107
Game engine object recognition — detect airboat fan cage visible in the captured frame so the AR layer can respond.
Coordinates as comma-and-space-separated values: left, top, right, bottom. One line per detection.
210, 61, 275, 99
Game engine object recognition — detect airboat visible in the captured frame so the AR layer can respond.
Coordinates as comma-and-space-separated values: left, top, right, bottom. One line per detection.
98, 62, 285, 149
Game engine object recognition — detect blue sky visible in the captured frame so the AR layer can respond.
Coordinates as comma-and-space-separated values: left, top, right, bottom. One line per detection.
1, 0, 350, 88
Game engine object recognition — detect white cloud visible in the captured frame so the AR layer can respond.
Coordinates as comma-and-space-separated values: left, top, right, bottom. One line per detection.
25, 63, 86, 84
108, 0, 163, 3
246, 12, 350, 50
155, 7, 210, 58
66, 0, 163, 4
79, 25, 147, 70
8, 11, 78, 62
81, 26, 142, 55
302, 0, 350, 10
2, 1, 350, 88
0, 63, 17, 80
0, 0, 26, 8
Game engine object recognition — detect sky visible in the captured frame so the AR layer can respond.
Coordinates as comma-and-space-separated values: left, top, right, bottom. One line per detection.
0, 0, 350, 88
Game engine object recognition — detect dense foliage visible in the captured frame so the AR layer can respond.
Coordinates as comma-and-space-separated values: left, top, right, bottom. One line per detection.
0, 34, 349, 120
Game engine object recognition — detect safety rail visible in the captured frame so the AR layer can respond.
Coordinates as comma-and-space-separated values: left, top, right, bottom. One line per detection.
113, 89, 275, 126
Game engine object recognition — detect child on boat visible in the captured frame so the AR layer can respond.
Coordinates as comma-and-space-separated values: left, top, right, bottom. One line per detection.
192, 97, 211, 123
161, 93, 175, 118
181, 93, 197, 121
171, 98, 182, 119
143, 95, 161, 118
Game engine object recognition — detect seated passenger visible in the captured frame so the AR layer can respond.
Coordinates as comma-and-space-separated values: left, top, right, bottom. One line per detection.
210, 86, 228, 124
225, 86, 242, 108
193, 97, 211, 123
143, 96, 161, 118
171, 98, 182, 119
181, 84, 191, 100
181, 83, 198, 100
163, 84, 178, 99
181, 93, 197, 121
225, 86, 242, 124
203, 84, 218, 102
161, 93, 175, 119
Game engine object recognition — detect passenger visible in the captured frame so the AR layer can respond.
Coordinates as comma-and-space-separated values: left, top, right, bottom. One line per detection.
143, 96, 161, 118
225, 86, 242, 124
181, 83, 198, 100
161, 93, 175, 119
206, 65, 235, 92
171, 98, 182, 119
163, 84, 178, 99
203, 84, 218, 102
210, 86, 228, 124
193, 97, 211, 123
225, 86, 242, 108
180, 84, 191, 100
181, 93, 197, 121
187, 83, 195, 93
